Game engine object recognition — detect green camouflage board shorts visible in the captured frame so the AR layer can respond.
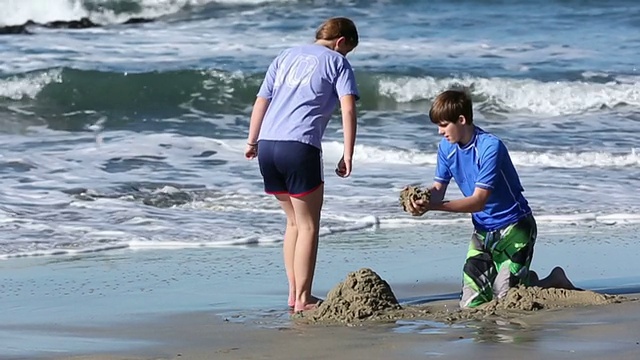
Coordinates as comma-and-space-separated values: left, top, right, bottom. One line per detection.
460, 214, 537, 308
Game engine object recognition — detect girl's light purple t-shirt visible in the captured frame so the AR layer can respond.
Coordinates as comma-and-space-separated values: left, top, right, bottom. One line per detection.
256, 44, 359, 149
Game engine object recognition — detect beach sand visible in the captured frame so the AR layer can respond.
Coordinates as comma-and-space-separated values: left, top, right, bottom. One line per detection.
45, 268, 640, 360
53, 290, 640, 360
4, 224, 640, 360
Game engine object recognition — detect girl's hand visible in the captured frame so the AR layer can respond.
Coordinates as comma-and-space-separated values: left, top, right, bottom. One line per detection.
245, 143, 258, 159
335, 156, 352, 177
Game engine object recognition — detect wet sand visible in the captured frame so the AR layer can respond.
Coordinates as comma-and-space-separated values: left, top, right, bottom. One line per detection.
47, 268, 640, 360
300, 268, 631, 325
4, 224, 640, 360
53, 293, 640, 360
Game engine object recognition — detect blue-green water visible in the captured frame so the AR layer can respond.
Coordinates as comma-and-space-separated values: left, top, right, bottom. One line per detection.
1, 1, 640, 356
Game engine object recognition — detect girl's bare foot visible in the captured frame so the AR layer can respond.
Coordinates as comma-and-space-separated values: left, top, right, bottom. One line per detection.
288, 292, 295, 308
293, 295, 323, 312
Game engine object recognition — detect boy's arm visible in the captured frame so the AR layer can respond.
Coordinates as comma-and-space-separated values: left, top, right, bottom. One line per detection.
429, 140, 504, 213
429, 186, 491, 213
428, 181, 447, 203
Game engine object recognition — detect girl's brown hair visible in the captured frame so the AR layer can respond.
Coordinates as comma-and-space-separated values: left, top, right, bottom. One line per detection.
315, 17, 359, 47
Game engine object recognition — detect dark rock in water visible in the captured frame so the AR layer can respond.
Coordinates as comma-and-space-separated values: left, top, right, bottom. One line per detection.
44, 17, 99, 29
141, 191, 193, 208
65, 183, 200, 208
0, 16, 155, 36
0, 24, 31, 35
122, 17, 155, 25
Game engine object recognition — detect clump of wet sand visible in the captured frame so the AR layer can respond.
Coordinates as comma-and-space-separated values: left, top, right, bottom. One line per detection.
399, 186, 430, 213
298, 268, 634, 325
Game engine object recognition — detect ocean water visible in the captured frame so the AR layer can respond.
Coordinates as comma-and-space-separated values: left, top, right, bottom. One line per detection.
0, 1, 639, 257
2, 2, 640, 357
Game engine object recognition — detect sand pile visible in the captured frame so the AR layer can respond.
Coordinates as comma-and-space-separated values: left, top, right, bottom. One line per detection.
435, 286, 630, 323
307, 268, 401, 324
488, 285, 625, 311
298, 268, 634, 325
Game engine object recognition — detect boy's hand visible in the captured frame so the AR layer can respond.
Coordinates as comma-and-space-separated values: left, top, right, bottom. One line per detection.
409, 198, 429, 216
400, 186, 430, 216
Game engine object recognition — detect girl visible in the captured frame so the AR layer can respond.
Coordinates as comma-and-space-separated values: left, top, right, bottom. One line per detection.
245, 17, 359, 312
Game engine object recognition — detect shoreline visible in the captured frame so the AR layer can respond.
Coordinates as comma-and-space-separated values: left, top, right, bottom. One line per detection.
3, 224, 640, 359
4, 273, 640, 360
34, 292, 640, 360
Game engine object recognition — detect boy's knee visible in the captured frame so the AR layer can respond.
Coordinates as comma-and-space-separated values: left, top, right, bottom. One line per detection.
460, 286, 491, 308
463, 251, 494, 280
460, 252, 496, 308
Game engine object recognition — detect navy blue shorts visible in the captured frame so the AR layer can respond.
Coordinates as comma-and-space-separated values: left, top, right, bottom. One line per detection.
258, 140, 323, 197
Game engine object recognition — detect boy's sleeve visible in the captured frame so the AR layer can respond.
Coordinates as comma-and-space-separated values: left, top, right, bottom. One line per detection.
257, 57, 279, 100
475, 141, 505, 190
434, 142, 452, 184
335, 60, 360, 100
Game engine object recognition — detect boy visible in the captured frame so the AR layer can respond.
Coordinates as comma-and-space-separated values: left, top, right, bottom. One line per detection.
405, 89, 575, 308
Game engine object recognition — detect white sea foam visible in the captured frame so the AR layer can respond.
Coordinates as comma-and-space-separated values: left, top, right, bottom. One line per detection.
377, 75, 640, 116
0, 0, 291, 26
322, 141, 640, 168
1, 126, 639, 258
0, 244, 131, 259
510, 149, 640, 168
325, 212, 640, 231
0, 0, 87, 26
4, 209, 639, 259
0, 69, 62, 100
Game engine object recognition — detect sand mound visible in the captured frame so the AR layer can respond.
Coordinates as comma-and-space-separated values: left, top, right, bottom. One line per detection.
306, 268, 401, 324
490, 285, 624, 311
297, 268, 634, 325
436, 285, 630, 323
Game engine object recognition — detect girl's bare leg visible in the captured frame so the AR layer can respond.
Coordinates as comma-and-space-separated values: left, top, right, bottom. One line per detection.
290, 184, 324, 312
275, 194, 298, 308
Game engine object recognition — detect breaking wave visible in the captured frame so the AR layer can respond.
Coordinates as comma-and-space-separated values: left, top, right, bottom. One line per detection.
2, 67, 638, 118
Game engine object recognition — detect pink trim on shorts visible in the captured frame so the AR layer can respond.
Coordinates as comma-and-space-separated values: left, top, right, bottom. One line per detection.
266, 190, 289, 195
290, 182, 324, 198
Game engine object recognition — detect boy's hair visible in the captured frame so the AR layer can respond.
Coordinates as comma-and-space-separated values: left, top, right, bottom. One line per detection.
429, 90, 473, 125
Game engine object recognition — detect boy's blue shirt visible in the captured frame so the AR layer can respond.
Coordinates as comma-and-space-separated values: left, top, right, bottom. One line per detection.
434, 126, 531, 231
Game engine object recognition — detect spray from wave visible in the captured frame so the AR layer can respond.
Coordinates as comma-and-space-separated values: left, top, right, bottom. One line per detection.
377, 74, 640, 116
0, 0, 286, 26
